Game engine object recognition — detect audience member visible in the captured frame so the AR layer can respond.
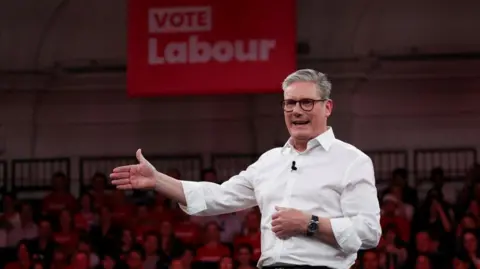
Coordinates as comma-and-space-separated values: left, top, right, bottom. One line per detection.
380, 194, 411, 242
195, 222, 230, 263
89, 173, 111, 210
42, 172, 76, 216
234, 244, 255, 269
4, 240, 32, 269
74, 193, 97, 231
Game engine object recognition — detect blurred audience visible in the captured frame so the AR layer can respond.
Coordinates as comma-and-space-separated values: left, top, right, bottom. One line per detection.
1, 164, 480, 269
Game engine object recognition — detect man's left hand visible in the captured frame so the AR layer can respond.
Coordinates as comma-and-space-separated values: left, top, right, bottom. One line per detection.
271, 206, 311, 239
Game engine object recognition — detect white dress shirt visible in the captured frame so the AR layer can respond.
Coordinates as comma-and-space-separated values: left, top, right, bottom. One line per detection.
180, 128, 381, 269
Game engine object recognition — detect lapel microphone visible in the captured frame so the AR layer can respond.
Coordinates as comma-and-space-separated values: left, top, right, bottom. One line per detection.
291, 161, 298, 171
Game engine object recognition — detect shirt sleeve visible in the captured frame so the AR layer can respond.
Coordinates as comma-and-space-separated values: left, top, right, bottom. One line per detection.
179, 159, 260, 216
330, 154, 382, 255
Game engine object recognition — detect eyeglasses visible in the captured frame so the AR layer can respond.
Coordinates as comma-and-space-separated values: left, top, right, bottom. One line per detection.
281, 98, 327, 112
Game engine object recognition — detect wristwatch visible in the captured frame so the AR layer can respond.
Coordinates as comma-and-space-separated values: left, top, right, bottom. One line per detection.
306, 215, 319, 237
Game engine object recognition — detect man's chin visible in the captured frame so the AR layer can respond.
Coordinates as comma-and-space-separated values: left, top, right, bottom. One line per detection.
290, 131, 312, 140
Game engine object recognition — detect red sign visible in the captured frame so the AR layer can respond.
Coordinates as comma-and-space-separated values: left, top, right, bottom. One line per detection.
127, 0, 296, 96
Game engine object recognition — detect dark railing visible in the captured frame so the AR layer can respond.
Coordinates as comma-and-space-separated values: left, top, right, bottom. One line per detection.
414, 148, 477, 183
79, 155, 203, 191
365, 150, 409, 183
0, 160, 6, 195
0, 147, 476, 196
211, 154, 260, 182
11, 158, 71, 193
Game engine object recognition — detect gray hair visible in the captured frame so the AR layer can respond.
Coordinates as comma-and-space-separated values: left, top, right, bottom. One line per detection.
281, 69, 332, 99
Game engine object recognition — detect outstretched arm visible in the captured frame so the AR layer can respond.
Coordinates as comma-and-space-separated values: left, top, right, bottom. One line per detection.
111, 149, 189, 205
153, 172, 187, 206
111, 149, 259, 217
150, 170, 258, 216
176, 164, 258, 216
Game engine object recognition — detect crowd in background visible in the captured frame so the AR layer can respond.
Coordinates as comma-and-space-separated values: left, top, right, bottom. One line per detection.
0, 169, 259, 269
359, 164, 480, 269
1, 164, 480, 269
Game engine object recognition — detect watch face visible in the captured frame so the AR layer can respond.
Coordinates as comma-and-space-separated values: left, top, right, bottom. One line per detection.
308, 222, 317, 232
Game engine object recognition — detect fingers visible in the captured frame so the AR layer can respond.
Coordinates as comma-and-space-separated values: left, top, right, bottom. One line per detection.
110, 171, 130, 179
110, 172, 130, 179
111, 179, 131, 186
272, 213, 280, 220
271, 220, 284, 236
272, 228, 289, 240
116, 184, 133, 190
275, 233, 289, 240
271, 225, 281, 233
112, 165, 133, 173
136, 148, 147, 164
275, 206, 287, 211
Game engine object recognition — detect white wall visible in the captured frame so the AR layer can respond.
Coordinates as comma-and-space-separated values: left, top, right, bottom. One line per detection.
1, 75, 479, 160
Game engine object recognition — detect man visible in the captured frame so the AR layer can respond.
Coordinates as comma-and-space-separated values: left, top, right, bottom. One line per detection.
110, 69, 381, 269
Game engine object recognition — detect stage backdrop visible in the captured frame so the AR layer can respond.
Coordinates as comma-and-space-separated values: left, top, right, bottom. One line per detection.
127, 0, 296, 96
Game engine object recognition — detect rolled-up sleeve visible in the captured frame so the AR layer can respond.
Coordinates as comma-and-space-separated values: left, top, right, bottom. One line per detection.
179, 162, 259, 216
330, 155, 381, 255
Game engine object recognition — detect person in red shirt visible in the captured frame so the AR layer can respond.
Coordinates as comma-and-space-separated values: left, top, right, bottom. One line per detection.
132, 204, 157, 243
5, 240, 31, 269
362, 250, 381, 269
235, 244, 256, 269
158, 220, 184, 259
173, 211, 201, 247
53, 209, 79, 255
234, 211, 261, 261
170, 259, 184, 269
42, 172, 77, 217
195, 222, 231, 263
110, 190, 135, 227
68, 251, 90, 269
177, 248, 195, 269
380, 194, 410, 242
89, 172, 111, 210
376, 224, 408, 269
219, 256, 234, 269
152, 200, 175, 224
74, 193, 97, 232
101, 254, 121, 269
127, 247, 146, 269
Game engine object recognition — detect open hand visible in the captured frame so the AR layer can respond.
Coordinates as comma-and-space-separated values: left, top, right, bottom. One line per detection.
110, 149, 157, 190
271, 206, 310, 240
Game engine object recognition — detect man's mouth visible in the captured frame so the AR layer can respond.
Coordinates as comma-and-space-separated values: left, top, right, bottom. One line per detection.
292, 120, 310, 126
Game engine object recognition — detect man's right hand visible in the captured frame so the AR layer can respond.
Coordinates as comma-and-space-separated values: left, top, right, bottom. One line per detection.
110, 149, 157, 190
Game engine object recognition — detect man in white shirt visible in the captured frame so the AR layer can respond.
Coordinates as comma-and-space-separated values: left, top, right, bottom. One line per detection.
110, 69, 381, 269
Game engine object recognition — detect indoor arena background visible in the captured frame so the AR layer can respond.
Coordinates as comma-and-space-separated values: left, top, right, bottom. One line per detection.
0, 0, 480, 269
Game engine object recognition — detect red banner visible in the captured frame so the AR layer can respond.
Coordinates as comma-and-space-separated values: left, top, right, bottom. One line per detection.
127, 0, 296, 96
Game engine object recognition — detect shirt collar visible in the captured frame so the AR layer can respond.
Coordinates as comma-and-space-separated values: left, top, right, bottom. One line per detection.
283, 127, 335, 153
